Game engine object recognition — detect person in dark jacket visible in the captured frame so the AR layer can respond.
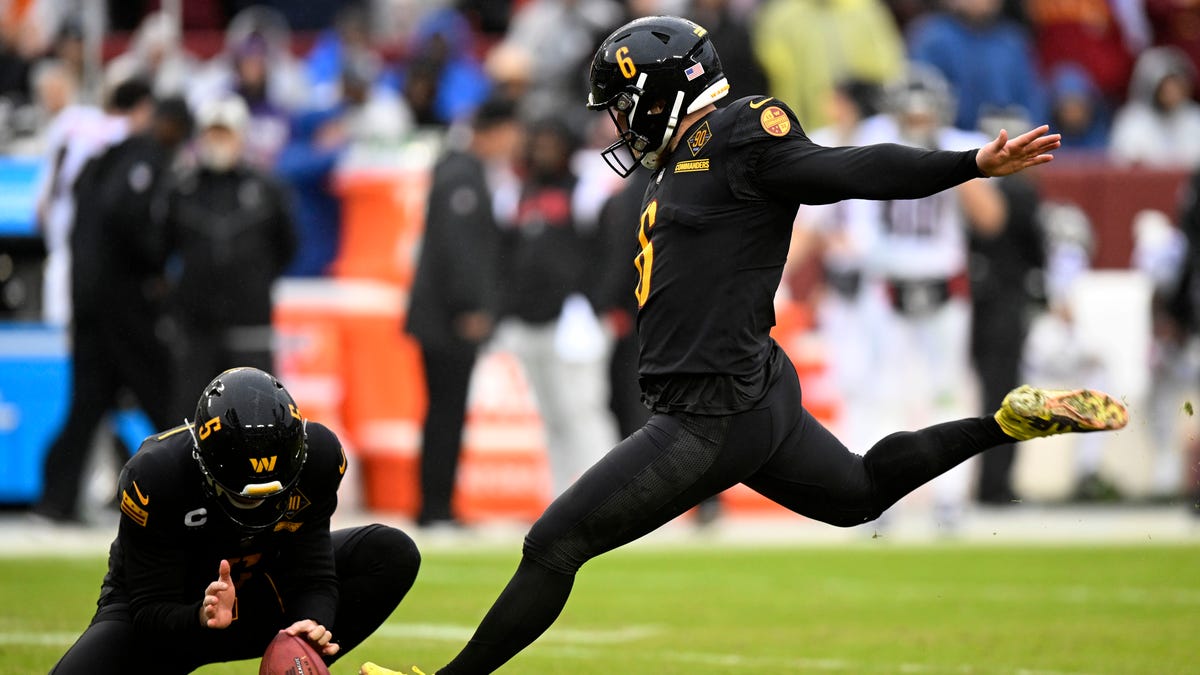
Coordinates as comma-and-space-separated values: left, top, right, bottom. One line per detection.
969, 172, 1046, 504
162, 94, 297, 418
406, 96, 519, 527
33, 86, 191, 524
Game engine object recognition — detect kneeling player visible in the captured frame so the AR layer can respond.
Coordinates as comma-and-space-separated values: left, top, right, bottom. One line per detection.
51, 367, 420, 674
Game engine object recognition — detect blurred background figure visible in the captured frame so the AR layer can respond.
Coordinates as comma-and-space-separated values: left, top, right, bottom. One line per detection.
854, 65, 1006, 527
104, 11, 195, 99
161, 94, 296, 418
31, 60, 113, 327
1023, 202, 1119, 501
398, 7, 492, 128
33, 87, 190, 524
687, 0, 768, 100
189, 6, 310, 166
1109, 46, 1200, 168
275, 106, 347, 277
496, 116, 618, 497
1131, 209, 1191, 500
969, 111, 1047, 506
754, 0, 904, 129
791, 79, 889, 458
1025, 0, 1146, 107
500, 0, 622, 127
905, 0, 1045, 132
1046, 63, 1110, 154
406, 97, 517, 528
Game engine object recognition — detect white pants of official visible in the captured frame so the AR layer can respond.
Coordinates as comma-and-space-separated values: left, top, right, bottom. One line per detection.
497, 319, 619, 496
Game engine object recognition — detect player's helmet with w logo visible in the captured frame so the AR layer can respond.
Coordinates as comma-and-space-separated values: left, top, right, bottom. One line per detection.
587, 15, 729, 176
190, 367, 308, 532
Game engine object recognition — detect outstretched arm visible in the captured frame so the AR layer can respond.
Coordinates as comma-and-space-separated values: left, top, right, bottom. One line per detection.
752, 125, 1060, 205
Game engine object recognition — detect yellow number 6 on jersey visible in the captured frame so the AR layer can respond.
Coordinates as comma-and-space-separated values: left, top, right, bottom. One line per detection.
634, 200, 657, 307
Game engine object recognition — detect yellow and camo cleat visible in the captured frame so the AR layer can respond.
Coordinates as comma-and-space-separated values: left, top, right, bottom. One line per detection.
995, 385, 1128, 441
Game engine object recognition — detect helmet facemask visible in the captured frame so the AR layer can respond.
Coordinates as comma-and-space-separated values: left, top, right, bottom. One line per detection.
590, 73, 687, 176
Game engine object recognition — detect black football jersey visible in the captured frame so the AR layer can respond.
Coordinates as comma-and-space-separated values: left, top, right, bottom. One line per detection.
97, 420, 347, 636
635, 96, 985, 414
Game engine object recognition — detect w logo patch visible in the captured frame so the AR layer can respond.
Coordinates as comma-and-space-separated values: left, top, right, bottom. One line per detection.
249, 456, 278, 473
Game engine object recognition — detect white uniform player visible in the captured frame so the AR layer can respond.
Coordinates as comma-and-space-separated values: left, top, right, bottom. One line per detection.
36, 104, 129, 326
850, 67, 1006, 526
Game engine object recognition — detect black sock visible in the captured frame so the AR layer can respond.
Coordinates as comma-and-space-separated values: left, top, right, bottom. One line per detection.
439, 556, 575, 674
864, 416, 1011, 512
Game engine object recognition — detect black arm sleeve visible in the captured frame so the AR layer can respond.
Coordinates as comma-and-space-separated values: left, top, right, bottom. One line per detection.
275, 516, 339, 626
751, 138, 985, 206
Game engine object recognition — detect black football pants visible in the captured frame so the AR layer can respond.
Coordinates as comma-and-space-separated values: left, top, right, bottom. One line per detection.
50, 524, 420, 674
439, 357, 1012, 673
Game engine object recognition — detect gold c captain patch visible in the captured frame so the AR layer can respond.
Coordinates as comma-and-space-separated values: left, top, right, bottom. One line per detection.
760, 106, 791, 137
120, 489, 149, 527
687, 121, 712, 157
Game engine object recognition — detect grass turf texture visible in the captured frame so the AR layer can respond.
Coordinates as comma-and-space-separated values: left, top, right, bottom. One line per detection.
0, 544, 1195, 674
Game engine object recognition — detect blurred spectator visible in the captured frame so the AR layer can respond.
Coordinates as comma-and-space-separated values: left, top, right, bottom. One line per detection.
397, 8, 492, 127
406, 97, 518, 528
753, 0, 904, 129
104, 11, 196, 98
304, 2, 391, 109
275, 107, 348, 277
496, 117, 618, 497
1047, 63, 1110, 153
689, 0, 768, 101
501, 0, 622, 125
1145, 0, 1200, 79
969, 113, 1047, 505
906, 0, 1045, 132
1131, 209, 1191, 499
188, 6, 310, 117
48, 19, 92, 103
161, 95, 297, 418
340, 50, 411, 145
33, 88, 191, 524
460, 0, 516, 38
1026, 0, 1146, 105
32, 60, 126, 327
484, 42, 534, 118
1110, 46, 1200, 168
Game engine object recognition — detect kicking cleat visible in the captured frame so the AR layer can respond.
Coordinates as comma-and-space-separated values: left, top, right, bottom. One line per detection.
995, 385, 1128, 441
360, 663, 428, 675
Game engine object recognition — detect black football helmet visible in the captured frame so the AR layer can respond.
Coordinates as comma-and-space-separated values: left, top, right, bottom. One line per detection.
587, 15, 730, 176
190, 367, 308, 532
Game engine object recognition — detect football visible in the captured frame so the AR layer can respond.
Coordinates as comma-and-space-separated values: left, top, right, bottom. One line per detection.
259, 629, 331, 675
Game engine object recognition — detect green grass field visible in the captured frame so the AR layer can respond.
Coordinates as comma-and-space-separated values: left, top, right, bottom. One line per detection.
2, 543, 1197, 674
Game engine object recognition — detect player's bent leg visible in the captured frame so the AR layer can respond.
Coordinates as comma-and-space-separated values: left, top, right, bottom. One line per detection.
435, 411, 774, 674
51, 617, 141, 675
330, 524, 421, 662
